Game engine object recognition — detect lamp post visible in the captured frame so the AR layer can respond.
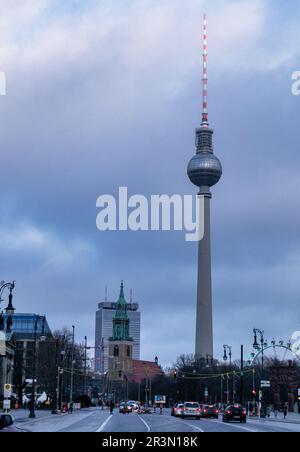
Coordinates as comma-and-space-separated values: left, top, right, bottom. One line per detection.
51, 336, 65, 414
29, 315, 47, 419
253, 328, 265, 417
0, 281, 15, 307
70, 326, 75, 403
83, 342, 102, 397
0, 282, 16, 320
253, 329, 265, 375
223, 345, 233, 403
206, 354, 214, 368
84, 335, 87, 396
0, 281, 15, 333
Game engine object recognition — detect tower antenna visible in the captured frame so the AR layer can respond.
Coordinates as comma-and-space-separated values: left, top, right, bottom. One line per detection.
202, 13, 208, 126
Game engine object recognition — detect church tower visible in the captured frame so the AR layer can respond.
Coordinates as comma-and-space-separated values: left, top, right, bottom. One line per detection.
108, 281, 133, 381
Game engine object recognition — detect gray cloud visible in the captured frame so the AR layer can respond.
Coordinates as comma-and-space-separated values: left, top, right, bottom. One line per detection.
0, 0, 300, 365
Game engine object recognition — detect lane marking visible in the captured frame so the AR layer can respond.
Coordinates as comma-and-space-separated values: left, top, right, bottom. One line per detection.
211, 420, 258, 433
174, 416, 204, 432
138, 415, 151, 432
182, 421, 204, 433
96, 414, 113, 432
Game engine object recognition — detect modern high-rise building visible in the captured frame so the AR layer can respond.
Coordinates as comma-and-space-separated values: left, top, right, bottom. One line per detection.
187, 14, 222, 359
94, 284, 141, 373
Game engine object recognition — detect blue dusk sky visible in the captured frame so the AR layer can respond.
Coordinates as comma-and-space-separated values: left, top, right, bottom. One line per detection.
0, 0, 300, 366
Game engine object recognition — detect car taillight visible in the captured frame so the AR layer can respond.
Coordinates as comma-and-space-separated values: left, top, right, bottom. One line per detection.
242, 410, 246, 415
226, 411, 231, 414
203, 410, 207, 413
196, 408, 200, 412
216, 410, 219, 414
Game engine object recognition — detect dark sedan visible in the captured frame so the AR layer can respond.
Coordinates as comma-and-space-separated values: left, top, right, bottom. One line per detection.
201, 405, 219, 419
223, 405, 247, 424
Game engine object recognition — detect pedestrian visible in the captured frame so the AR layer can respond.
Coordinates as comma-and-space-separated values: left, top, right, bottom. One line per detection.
153, 404, 156, 414
266, 404, 271, 418
284, 403, 288, 420
109, 400, 115, 414
69, 402, 74, 414
159, 404, 163, 415
28, 397, 34, 416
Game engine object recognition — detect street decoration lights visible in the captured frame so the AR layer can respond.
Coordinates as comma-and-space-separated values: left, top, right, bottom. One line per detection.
29, 315, 47, 419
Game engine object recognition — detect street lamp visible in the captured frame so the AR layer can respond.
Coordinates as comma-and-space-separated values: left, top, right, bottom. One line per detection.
206, 354, 214, 368
253, 329, 264, 374
29, 315, 47, 419
69, 326, 75, 403
0, 281, 16, 315
223, 345, 233, 404
253, 328, 265, 418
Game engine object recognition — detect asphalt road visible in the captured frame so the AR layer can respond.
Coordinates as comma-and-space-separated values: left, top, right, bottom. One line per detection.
12, 408, 300, 432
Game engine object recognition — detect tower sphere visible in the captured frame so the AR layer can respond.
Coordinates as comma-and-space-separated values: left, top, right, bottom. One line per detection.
187, 152, 222, 188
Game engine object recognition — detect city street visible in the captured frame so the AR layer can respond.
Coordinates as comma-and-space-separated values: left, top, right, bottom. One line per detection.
11, 408, 300, 433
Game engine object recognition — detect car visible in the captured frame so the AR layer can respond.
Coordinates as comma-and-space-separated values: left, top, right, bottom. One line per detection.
181, 402, 201, 419
171, 403, 183, 417
0, 414, 27, 432
201, 405, 219, 419
0, 414, 14, 430
119, 403, 133, 414
127, 400, 138, 411
223, 405, 247, 423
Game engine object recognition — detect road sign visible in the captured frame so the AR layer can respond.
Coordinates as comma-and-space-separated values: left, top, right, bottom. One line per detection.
204, 388, 209, 397
154, 395, 166, 404
3, 400, 11, 410
4, 384, 12, 398
260, 380, 271, 388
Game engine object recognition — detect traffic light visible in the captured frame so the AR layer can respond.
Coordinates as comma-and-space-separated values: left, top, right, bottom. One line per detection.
252, 390, 257, 398
173, 371, 177, 380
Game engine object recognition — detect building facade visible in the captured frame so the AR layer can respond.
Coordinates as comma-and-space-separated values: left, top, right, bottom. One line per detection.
0, 332, 15, 403
94, 289, 140, 373
3, 313, 52, 401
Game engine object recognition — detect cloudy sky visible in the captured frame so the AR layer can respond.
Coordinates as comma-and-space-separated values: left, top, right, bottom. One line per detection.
0, 0, 299, 366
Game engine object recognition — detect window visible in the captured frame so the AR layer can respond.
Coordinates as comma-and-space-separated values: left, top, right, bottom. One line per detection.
127, 346, 131, 357
114, 345, 119, 357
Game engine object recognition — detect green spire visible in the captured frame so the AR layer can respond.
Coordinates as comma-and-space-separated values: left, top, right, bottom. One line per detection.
115, 281, 128, 320
110, 281, 133, 342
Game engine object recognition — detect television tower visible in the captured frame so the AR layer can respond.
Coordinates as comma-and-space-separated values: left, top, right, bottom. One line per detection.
187, 14, 222, 359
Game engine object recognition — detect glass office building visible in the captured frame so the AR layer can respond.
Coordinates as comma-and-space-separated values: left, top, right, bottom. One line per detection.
3, 313, 52, 341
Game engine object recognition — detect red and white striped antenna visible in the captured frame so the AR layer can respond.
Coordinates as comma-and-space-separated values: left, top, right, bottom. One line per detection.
202, 13, 208, 126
